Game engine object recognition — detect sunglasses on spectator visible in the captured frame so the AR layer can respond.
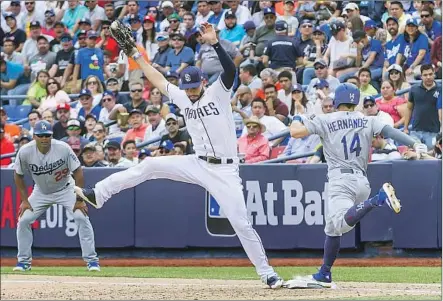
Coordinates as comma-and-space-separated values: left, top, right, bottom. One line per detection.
78, 36, 86, 40
88, 81, 98, 85
421, 14, 431, 18
93, 129, 104, 133
364, 103, 375, 109
148, 9, 157, 13
131, 89, 143, 92
302, 24, 313, 28
48, 81, 57, 85
45, 14, 54, 18
102, 26, 110, 30
35, 134, 52, 138
171, 38, 183, 41
166, 121, 177, 126
68, 126, 80, 130
246, 124, 259, 129
315, 66, 326, 70
102, 97, 113, 102
159, 149, 170, 154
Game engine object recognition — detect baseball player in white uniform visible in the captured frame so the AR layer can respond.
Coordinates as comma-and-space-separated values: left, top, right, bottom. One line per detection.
75, 21, 283, 288
13, 120, 100, 272
284, 83, 428, 289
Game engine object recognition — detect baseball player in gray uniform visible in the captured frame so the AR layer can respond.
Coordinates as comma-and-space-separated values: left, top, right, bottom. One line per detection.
13, 120, 100, 272
284, 83, 428, 289
75, 21, 284, 288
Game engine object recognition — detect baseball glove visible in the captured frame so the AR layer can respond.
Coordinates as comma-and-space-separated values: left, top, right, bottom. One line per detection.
110, 20, 138, 57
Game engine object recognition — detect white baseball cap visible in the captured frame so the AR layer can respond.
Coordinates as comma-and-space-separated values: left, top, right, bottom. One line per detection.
344, 2, 359, 11
387, 64, 403, 73
161, 1, 174, 8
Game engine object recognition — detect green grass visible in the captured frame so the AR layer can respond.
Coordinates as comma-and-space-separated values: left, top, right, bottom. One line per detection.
1, 266, 441, 284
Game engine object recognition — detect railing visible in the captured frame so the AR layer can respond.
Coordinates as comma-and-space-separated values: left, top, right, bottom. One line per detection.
261, 151, 316, 164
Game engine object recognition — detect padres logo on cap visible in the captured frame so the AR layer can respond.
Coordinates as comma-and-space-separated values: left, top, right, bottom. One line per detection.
185, 74, 191, 82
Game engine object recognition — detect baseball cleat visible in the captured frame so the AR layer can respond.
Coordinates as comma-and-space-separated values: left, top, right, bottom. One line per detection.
378, 183, 401, 213
74, 187, 98, 209
12, 263, 31, 272
87, 262, 101, 272
284, 271, 336, 289
262, 274, 284, 289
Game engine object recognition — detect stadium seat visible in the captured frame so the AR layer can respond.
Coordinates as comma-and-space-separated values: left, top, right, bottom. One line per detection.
270, 146, 286, 159
16, 105, 32, 120
2, 105, 16, 121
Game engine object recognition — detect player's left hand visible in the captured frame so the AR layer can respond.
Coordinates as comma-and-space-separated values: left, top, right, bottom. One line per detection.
200, 22, 218, 45
413, 142, 427, 159
74, 200, 88, 216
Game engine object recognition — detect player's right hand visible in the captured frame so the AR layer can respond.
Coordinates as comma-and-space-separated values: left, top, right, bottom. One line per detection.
413, 142, 428, 158
18, 201, 33, 218
74, 200, 88, 216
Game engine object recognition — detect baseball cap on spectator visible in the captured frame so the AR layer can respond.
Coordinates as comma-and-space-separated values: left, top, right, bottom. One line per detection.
30, 21, 41, 28
300, 19, 312, 26
165, 71, 179, 79
77, 30, 87, 38
144, 15, 155, 23
284, 0, 295, 4
364, 20, 377, 30
159, 139, 174, 151
263, 7, 275, 15
169, 32, 185, 41
225, 10, 236, 19
34, 120, 53, 135
106, 77, 119, 86
129, 109, 143, 116
352, 30, 366, 42
145, 105, 160, 115
387, 64, 403, 73
67, 119, 81, 129
3, 12, 16, 20
179, 66, 202, 89
156, 32, 169, 41
56, 103, 70, 111
102, 19, 111, 26
167, 13, 180, 21
330, 20, 345, 35
18, 134, 32, 143
363, 96, 376, 104
313, 26, 324, 34
54, 21, 65, 28
60, 33, 73, 41
292, 84, 303, 93
68, 137, 81, 150
386, 16, 399, 24
102, 90, 115, 98
344, 2, 359, 11
85, 113, 97, 122
82, 142, 96, 153
314, 58, 328, 68
129, 14, 141, 22
10, 0, 20, 5
105, 140, 121, 150
243, 21, 256, 31
314, 79, 329, 89
79, 89, 92, 97
165, 113, 178, 122
79, 18, 91, 25
162, 1, 174, 8
138, 148, 151, 158
37, 35, 49, 43
87, 30, 99, 38
45, 9, 55, 17
406, 18, 419, 27
275, 20, 288, 32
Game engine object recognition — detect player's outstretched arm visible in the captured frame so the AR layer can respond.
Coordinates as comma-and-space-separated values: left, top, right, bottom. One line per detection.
290, 116, 310, 139
110, 20, 168, 95
380, 125, 427, 156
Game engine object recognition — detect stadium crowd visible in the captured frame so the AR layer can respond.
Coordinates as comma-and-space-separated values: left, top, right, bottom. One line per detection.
0, 0, 442, 167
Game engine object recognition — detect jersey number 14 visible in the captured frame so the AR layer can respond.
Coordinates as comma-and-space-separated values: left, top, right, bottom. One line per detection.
341, 133, 361, 159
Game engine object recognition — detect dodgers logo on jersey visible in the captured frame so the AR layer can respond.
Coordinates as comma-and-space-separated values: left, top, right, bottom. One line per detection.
29, 159, 66, 175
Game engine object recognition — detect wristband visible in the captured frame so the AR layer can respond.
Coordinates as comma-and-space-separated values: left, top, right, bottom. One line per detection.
292, 115, 303, 123
132, 52, 142, 60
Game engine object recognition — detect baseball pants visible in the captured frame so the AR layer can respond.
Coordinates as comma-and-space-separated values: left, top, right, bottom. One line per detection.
17, 185, 98, 264
324, 172, 371, 237
94, 155, 276, 278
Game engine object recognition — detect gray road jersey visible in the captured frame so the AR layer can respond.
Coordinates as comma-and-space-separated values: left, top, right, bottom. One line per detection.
303, 111, 386, 173
14, 140, 81, 195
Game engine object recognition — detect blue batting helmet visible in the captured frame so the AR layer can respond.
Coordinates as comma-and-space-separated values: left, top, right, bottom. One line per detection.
333, 83, 360, 109
34, 120, 53, 135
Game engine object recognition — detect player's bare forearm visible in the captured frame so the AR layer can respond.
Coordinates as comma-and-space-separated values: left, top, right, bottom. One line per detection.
290, 121, 309, 138
14, 172, 29, 203
134, 56, 168, 95
72, 167, 84, 188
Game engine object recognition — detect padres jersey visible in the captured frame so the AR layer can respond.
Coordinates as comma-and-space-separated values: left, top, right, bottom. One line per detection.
302, 111, 386, 172
166, 77, 237, 158
14, 140, 81, 195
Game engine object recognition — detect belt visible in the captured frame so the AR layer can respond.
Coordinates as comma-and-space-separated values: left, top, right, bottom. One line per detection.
198, 156, 234, 164
340, 168, 366, 177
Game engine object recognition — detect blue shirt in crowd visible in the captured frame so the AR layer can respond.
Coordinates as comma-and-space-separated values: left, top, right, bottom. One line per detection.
219, 25, 245, 46
208, 10, 225, 26
426, 20, 442, 40
75, 47, 105, 82
264, 36, 302, 70
362, 38, 384, 68
78, 105, 102, 120
1, 61, 27, 86
385, 34, 405, 65
165, 46, 195, 72
402, 33, 430, 67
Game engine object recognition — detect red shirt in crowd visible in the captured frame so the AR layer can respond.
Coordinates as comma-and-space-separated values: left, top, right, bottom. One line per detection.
0, 137, 14, 167
237, 134, 270, 163
97, 37, 120, 62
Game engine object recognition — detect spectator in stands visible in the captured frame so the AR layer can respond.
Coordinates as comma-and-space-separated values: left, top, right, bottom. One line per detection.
128, 14, 144, 43
104, 3, 116, 22
0, 123, 15, 167
143, 106, 167, 149
383, 16, 404, 78
41, 109, 54, 126
403, 132, 442, 160
251, 8, 277, 60
207, 0, 225, 26
263, 20, 301, 74
0, 57, 29, 105
38, 77, 71, 113
141, 16, 158, 60
281, 130, 320, 164
431, 35, 442, 79
256, 68, 280, 100
385, 1, 412, 37
306, 58, 340, 102
122, 140, 139, 166
92, 122, 108, 147
151, 33, 171, 75
346, 76, 360, 87
371, 134, 402, 161
237, 116, 270, 163
290, 84, 313, 116
238, 21, 256, 62
138, 148, 151, 160
98, 91, 122, 137
159, 113, 193, 155
83, 114, 97, 141
363, 96, 395, 127
404, 64, 441, 149
238, 64, 262, 98
27, 36, 56, 83
52, 103, 71, 140
3, 1, 24, 30
352, 30, 384, 83
219, 0, 251, 29
77, 89, 101, 120
159, 1, 175, 32
219, 10, 245, 47
276, 71, 293, 110
48, 33, 75, 83
123, 0, 144, 26
67, 135, 82, 157
387, 64, 410, 102
84, 0, 106, 32
124, 81, 148, 113
62, 119, 89, 148
196, 1, 213, 24
105, 140, 134, 168
166, 13, 183, 36
122, 109, 148, 146
0, 107, 20, 141
242, 98, 287, 146
420, 7, 441, 45
42, 9, 57, 39
154, 139, 175, 157
165, 33, 194, 74
21, 0, 45, 34
77, 18, 92, 37
80, 142, 106, 167
61, 0, 88, 33
2, 37, 24, 65
231, 86, 253, 133
263, 84, 289, 124
358, 68, 378, 102
376, 80, 407, 128
302, 27, 328, 85
94, 143, 109, 166
278, 0, 299, 36
4, 13, 26, 52
96, 20, 119, 62
23, 21, 53, 63
147, 88, 170, 118
105, 78, 128, 104
17, 134, 32, 150
23, 70, 49, 108
61, 30, 87, 94
26, 110, 41, 136
82, 75, 104, 107
320, 97, 335, 114
401, 18, 431, 81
